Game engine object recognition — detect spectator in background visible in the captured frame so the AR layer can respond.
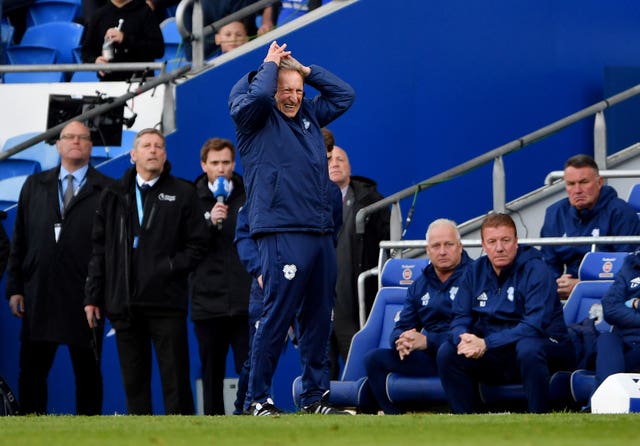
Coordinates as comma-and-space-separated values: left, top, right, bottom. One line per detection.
84, 128, 207, 415
437, 213, 575, 414
214, 20, 250, 55
80, 0, 164, 81
595, 252, 640, 392
190, 138, 252, 415
5, 121, 112, 415
325, 129, 390, 379
541, 154, 640, 299
229, 41, 354, 415
183, 1, 278, 60
364, 219, 470, 414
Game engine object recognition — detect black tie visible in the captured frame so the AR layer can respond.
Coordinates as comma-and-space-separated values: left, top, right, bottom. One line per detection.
140, 183, 151, 204
63, 174, 74, 212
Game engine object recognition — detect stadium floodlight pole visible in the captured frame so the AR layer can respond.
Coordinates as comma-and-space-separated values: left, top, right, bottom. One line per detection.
0, 64, 190, 162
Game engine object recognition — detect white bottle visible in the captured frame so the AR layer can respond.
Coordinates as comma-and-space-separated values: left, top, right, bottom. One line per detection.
101, 18, 124, 61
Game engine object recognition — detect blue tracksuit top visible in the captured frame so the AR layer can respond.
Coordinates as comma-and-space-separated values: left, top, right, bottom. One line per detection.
389, 251, 472, 349
602, 252, 640, 343
229, 62, 355, 237
540, 185, 640, 277
451, 245, 568, 350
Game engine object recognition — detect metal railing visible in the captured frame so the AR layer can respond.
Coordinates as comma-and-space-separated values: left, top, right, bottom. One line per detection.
355, 83, 640, 237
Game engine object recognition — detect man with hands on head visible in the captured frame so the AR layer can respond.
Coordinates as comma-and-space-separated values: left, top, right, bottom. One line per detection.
363, 219, 470, 414
437, 213, 575, 414
229, 41, 355, 415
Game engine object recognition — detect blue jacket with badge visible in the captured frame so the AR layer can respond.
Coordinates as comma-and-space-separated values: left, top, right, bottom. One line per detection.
451, 245, 568, 349
229, 62, 355, 236
540, 185, 640, 277
390, 251, 472, 350
602, 252, 640, 343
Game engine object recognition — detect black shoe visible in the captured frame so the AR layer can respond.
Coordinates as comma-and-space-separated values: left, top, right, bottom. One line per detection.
250, 398, 285, 416
301, 391, 352, 415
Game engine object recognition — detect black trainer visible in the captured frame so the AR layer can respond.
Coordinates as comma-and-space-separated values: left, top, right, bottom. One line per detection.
301, 391, 352, 415
251, 398, 285, 416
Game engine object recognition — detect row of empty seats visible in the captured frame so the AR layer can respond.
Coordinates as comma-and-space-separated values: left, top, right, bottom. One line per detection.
293, 250, 628, 412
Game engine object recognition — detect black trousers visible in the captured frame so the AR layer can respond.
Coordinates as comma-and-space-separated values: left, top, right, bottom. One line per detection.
114, 311, 194, 415
193, 315, 249, 415
18, 338, 103, 415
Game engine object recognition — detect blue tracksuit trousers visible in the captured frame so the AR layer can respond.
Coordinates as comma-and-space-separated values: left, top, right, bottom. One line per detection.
437, 336, 573, 413
249, 232, 336, 408
364, 347, 439, 414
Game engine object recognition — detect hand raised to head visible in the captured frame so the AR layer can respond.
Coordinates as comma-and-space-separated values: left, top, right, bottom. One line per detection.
263, 41, 291, 66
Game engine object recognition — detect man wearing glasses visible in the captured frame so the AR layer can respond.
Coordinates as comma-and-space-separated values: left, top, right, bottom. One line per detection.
6, 120, 112, 414
437, 213, 576, 413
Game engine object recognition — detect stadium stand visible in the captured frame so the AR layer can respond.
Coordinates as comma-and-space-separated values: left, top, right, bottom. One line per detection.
0, 174, 29, 209
2, 131, 61, 170
157, 17, 187, 70
4, 46, 64, 83
90, 129, 136, 165
27, 0, 81, 26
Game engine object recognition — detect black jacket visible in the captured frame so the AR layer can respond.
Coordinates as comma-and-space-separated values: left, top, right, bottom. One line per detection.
6, 166, 113, 347
85, 163, 207, 325
335, 175, 390, 320
80, 0, 164, 81
189, 172, 251, 320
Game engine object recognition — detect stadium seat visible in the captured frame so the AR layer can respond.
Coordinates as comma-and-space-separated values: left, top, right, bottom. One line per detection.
1, 22, 14, 65
578, 251, 629, 281
19, 21, 84, 65
626, 183, 640, 213
27, 0, 81, 26
2, 132, 61, 171
91, 129, 136, 165
291, 257, 428, 410
0, 159, 40, 180
157, 17, 187, 70
70, 46, 99, 82
4, 46, 65, 83
0, 175, 29, 209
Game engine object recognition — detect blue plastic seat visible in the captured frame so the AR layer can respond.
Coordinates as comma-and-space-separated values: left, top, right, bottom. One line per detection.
0, 175, 29, 210
19, 21, 84, 65
157, 17, 187, 70
2, 132, 60, 171
28, 0, 81, 26
578, 251, 629, 281
1, 22, 14, 66
70, 46, 99, 82
91, 130, 136, 165
4, 46, 65, 83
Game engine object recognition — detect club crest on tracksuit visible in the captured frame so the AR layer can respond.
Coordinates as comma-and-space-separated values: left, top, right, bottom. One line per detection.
631, 277, 640, 289
507, 286, 515, 302
421, 293, 430, 306
283, 264, 297, 280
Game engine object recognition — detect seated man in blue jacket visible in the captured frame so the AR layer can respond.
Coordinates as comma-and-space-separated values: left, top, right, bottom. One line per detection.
438, 213, 575, 413
363, 218, 471, 414
541, 154, 640, 299
595, 251, 640, 391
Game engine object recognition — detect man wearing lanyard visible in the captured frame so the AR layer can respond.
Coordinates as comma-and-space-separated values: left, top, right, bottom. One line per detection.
6, 120, 113, 415
84, 128, 207, 414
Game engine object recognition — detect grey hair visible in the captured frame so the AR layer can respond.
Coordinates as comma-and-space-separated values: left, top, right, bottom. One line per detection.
425, 218, 460, 242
